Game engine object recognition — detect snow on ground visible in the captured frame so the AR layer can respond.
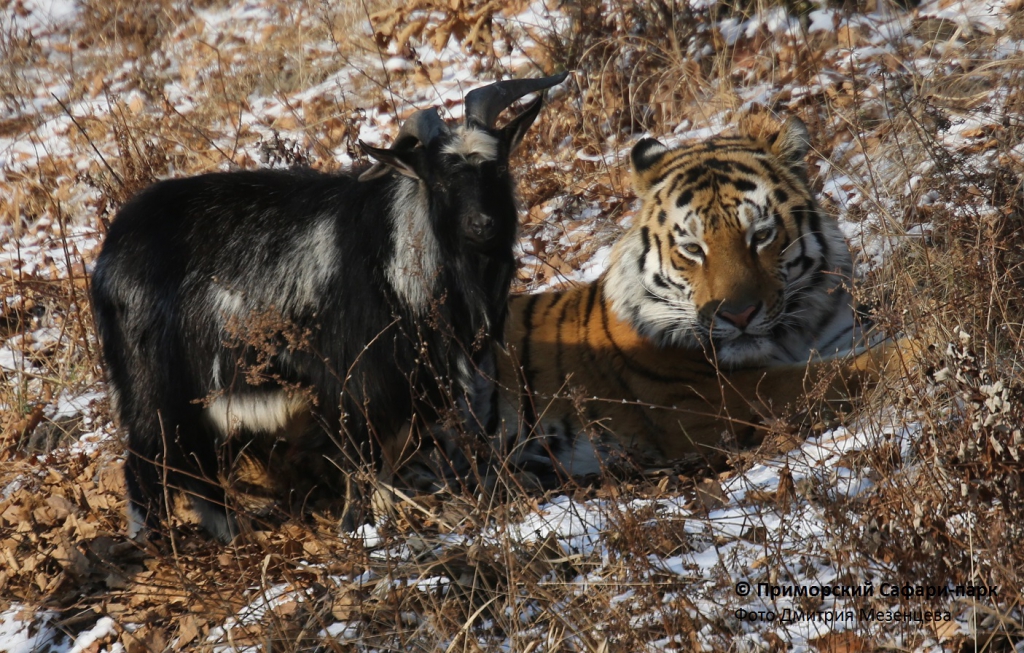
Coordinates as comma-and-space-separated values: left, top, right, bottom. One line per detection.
0, 0, 1020, 649
166, 417, 945, 651
0, 604, 67, 653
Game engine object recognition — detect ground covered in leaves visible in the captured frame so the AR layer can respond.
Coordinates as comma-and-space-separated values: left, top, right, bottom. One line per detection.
1, 0, 1023, 650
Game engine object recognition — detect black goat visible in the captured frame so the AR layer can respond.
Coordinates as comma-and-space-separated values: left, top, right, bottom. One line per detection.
91, 73, 568, 541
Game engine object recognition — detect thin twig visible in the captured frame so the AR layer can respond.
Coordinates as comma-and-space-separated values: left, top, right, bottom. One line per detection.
52, 93, 123, 186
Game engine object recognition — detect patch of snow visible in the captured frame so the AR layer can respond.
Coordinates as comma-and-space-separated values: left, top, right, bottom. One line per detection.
354, 523, 381, 548
0, 605, 69, 653
68, 617, 119, 653
807, 9, 836, 33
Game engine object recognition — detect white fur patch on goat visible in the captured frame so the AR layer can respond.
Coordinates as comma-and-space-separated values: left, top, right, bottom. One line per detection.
443, 127, 499, 161
191, 500, 238, 543
126, 504, 146, 540
211, 356, 223, 391
206, 391, 307, 437
274, 219, 337, 310
387, 178, 440, 313
211, 286, 245, 319
208, 220, 336, 323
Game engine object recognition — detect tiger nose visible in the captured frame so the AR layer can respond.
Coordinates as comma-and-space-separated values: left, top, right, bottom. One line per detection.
719, 304, 759, 330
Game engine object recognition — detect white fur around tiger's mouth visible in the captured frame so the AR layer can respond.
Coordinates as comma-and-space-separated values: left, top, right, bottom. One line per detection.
709, 333, 776, 367
704, 317, 775, 341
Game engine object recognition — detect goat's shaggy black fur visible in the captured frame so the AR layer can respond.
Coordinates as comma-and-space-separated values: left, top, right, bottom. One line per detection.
91, 74, 566, 540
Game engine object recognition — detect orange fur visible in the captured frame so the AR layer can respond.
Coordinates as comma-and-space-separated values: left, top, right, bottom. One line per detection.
498, 278, 901, 469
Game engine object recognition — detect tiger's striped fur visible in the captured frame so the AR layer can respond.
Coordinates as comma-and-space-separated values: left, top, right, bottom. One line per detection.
497, 116, 886, 479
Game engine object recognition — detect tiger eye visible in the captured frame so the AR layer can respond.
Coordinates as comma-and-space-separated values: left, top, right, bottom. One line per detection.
752, 228, 775, 245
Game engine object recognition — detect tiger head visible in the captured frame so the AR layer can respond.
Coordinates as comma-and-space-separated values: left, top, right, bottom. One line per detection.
603, 116, 854, 367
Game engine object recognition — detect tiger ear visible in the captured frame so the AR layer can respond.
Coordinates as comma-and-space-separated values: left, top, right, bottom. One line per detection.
736, 114, 811, 180
768, 116, 811, 178
630, 138, 670, 194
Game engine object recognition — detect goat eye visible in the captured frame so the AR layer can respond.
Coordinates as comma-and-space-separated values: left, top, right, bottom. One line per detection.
752, 228, 775, 246
681, 243, 704, 258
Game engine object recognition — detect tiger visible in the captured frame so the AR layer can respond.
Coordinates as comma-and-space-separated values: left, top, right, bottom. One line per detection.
495, 115, 900, 480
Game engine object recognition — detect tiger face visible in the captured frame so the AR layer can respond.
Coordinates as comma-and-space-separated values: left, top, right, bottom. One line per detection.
604, 116, 854, 367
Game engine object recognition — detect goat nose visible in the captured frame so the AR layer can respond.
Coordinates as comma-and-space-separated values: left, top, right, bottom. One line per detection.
471, 214, 494, 239
719, 304, 758, 330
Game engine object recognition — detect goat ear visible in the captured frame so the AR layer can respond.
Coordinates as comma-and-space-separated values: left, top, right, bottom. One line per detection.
500, 95, 544, 154
630, 138, 670, 195
358, 141, 426, 181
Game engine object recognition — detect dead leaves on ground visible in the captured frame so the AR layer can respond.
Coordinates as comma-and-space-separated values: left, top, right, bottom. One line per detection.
370, 0, 533, 58
0, 454, 134, 601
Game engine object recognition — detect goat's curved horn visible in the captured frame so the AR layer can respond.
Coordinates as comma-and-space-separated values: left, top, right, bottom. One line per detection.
464, 71, 569, 129
393, 107, 450, 149
357, 108, 449, 182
